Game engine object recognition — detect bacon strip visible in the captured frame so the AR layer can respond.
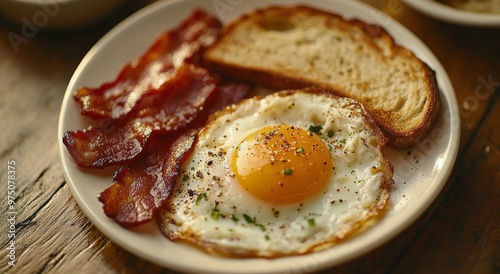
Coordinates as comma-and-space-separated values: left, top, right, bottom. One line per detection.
63, 64, 217, 168
74, 9, 221, 120
98, 81, 251, 227
209, 82, 252, 113
99, 130, 198, 228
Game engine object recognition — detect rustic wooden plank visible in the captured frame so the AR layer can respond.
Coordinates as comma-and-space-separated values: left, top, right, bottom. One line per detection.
0, 182, 175, 273
0, 29, 78, 262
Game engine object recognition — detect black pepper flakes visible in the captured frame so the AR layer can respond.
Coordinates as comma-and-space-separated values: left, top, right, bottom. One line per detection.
196, 171, 203, 178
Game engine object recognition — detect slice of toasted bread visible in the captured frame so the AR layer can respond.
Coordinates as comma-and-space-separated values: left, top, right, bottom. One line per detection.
203, 5, 440, 147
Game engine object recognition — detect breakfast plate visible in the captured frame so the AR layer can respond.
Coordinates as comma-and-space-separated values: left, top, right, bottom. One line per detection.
58, 0, 460, 273
403, 0, 500, 27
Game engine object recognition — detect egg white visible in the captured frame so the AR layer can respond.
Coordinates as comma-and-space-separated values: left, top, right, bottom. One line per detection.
158, 88, 393, 257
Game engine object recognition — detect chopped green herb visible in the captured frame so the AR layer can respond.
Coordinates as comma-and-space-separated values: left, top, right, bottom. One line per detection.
243, 214, 254, 224
296, 147, 304, 153
211, 208, 220, 220
231, 215, 239, 222
265, 235, 270, 240
273, 210, 280, 217
327, 130, 334, 138
289, 102, 296, 108
242, 214, 267, 232
339, 138, 347, 144
283, 169, 293, 176
182, 174, 189, 182
308, 218, 315, 227
308, 125, 323, 134
320, 136, 328, 141
196, 193, 207, 204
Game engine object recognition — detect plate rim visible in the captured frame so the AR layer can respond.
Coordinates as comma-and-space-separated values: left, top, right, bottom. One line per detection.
57, 0, 461, 273
403, 0, 500, 27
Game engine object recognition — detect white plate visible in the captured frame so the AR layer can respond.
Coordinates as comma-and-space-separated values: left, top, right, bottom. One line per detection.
58, 0, 460, 273
403, 0, 500, 27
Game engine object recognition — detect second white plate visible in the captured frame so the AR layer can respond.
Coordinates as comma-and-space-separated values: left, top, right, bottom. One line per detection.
404, 0, 500, 27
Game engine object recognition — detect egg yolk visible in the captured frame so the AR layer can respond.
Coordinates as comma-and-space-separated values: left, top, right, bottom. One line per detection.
231, 125, 333, 205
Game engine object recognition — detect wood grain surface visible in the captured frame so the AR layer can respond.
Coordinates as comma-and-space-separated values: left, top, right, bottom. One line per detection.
1, 1, 498, 273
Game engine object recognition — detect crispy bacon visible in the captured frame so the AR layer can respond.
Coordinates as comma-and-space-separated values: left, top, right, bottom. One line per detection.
74, 9, 222, 120
208, 82, 252, 113
62, 8, 254, 227
99, 129, 198, 227
98, 81, 251, 227
63, 64, 217, 168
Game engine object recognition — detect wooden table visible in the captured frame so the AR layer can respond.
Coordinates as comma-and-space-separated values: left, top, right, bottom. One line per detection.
1, 0, 498, 273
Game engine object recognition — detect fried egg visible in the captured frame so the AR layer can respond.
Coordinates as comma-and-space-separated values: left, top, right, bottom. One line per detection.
158, 88, 393, 257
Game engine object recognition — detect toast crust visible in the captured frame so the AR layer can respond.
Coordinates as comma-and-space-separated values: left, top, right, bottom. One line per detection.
204, 5, 440, 148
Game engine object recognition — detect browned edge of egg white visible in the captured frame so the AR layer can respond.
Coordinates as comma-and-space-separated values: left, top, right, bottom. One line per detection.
157, 87, 394, 258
